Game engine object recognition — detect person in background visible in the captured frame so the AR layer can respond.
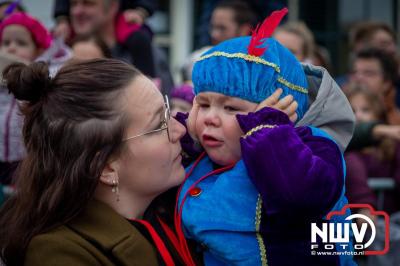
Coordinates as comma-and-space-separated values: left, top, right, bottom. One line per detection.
53, 0, 156, 41
339, 21, 400, 106
170, 84, 195, 117
349, 21, 397, 57
209, 0, 256, 45
71, 33, 111, 60
273, 21, 315, 63
345, 86, 400, 215
65, 0, 155, 77
349, 48, 400, 125
0, 59, 187, 265
182, 0, 256, 84
0, 0, 24, 22
0, 11, 71, 187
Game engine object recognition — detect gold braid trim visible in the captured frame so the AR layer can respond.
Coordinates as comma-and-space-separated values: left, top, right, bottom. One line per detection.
255, 195, 268, 266
243, 124, 276, 139
196, 51, 308, 94
197, 52, 281, 73
277, 76, 308, 94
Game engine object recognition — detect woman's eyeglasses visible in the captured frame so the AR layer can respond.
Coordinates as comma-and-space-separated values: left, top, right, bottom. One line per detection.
123, 95, 171, 142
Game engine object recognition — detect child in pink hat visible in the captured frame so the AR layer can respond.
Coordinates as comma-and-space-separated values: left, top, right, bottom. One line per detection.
0, 12, 52, 62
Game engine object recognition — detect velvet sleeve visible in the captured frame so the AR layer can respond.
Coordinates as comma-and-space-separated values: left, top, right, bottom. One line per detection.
237, 107, 344, 219
174, 112, 203, 166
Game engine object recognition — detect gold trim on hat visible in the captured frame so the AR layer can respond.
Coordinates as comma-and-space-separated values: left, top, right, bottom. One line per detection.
196, 51, 308, 95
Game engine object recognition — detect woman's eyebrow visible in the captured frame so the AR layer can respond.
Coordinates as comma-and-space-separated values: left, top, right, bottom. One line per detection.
148, 105, 164, 124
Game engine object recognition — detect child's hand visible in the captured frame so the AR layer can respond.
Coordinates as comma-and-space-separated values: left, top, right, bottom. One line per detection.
187, 97, 200, 141
256, 88, 298, 122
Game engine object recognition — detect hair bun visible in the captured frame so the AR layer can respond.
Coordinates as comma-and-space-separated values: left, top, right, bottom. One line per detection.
2, 61, 52, 103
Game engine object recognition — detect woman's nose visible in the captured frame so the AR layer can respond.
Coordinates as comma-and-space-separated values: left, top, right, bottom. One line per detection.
170, 117, 187, 142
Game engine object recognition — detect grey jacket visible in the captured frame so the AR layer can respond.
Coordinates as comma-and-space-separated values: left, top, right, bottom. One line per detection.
298, 64, 355, 153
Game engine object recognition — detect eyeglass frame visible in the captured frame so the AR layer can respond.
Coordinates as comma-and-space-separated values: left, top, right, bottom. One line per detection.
123, 95, 171, 142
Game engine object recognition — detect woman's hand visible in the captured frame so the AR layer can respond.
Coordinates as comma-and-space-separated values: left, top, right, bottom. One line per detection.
256, 88, 299, 122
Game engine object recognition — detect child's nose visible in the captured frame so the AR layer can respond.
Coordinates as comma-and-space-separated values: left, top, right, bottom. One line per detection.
6, 43, 16, 54
204, 109, 221, 127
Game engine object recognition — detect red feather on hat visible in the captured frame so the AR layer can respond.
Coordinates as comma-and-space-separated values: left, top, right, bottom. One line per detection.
247, 7, 288, 57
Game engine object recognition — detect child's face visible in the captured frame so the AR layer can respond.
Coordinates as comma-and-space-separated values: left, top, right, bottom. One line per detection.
72, 41, 105, 60
350, 93, 377, 122
195, 92, 257, 165
0, 24, 39, 61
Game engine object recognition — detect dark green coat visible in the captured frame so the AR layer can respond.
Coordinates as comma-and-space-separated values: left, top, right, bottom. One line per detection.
24, 200, 159, 266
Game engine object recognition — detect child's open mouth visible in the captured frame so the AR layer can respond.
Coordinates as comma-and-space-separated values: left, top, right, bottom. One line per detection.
202, 134, 223, 147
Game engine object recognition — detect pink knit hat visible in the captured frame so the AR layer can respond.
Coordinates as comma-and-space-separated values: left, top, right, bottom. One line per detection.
0, 12, 52, 49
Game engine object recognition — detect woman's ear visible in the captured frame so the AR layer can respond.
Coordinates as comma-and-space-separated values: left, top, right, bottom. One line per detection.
99, 159, 120, 186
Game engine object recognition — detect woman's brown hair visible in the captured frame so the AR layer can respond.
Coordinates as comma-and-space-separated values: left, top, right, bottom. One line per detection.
0, 59, 141, 265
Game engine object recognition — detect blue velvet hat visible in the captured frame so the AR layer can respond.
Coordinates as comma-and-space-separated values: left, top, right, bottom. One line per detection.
192, 8, 308, 120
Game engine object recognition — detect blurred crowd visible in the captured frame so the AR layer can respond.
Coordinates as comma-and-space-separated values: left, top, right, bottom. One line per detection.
0, 0, 400, 264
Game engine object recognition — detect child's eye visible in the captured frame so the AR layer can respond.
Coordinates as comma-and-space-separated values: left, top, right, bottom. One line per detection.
199, 103, 210, 108
224, 106, 239, 112
16, 40, 27, 46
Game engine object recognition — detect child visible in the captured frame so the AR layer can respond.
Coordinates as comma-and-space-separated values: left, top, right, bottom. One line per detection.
170, 84, 195, 116
176, 9, 356, 266
0, 12, 51, 62
71, 34, 112, 60
0, 12, 70, 188
346, 87, 400, 215
0, 12, 49, 187
0, 12, 72, 75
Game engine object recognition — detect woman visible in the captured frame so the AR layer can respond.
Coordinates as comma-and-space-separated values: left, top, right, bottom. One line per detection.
0, 59, 186, 265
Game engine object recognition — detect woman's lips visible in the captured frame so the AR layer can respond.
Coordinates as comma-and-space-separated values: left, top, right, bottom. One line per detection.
202, 134, 223, 147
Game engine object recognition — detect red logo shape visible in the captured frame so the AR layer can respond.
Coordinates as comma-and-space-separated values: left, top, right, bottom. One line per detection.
326, 204, 390, 255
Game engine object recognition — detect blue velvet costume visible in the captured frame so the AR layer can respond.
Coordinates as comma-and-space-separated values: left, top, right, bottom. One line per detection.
177, 10, 357, 266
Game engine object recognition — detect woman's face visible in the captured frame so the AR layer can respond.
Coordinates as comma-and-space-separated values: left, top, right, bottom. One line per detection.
117, 76, 186, 198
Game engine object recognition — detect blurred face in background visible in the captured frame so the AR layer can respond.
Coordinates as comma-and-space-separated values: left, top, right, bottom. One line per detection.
349, 93, 378, 122
370, 30, 397, 56
70, 0, 117, 36
350, 58, 390, 96
210, 8, 240, 45
72, 40, 105, 60
274, 30, 305, 62
0, 24, 39, 61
